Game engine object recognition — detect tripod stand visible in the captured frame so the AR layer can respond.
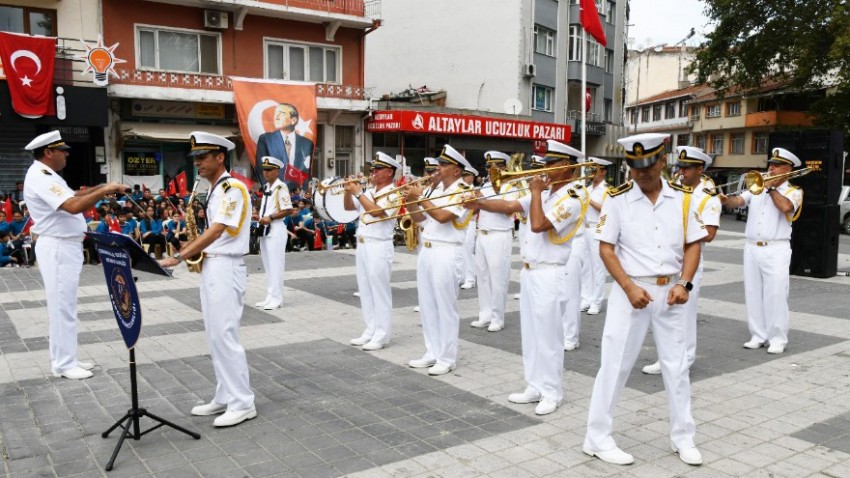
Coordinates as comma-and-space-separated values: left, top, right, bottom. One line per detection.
101, 349, 201, 471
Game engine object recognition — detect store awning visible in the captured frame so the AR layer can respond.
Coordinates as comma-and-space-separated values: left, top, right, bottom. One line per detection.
121, 122, 240, 142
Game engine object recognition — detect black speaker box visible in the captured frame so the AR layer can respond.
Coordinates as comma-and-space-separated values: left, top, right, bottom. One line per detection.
769, 130, 844, 206
790, 204, 839, 278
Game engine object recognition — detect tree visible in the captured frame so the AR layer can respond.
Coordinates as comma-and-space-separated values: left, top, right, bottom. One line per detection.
690, 0, 850, 132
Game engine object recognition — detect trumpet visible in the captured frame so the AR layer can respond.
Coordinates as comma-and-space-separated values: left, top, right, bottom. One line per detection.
490, 162, 595, 193
704, 167, 812, 196
316, 177, 370, 194
374, 175, 432, 201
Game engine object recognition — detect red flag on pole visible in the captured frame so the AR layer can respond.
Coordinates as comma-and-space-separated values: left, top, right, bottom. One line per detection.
283, 164, 310, 187
166, 178, 176, 197
580, 0, 607, 47
0, 32, 56, 117
2, 200, 12, 223
175, 171, 189, 196
230, 171, 254, 191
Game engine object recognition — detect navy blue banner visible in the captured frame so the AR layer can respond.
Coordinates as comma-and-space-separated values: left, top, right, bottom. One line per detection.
94, 243, 142, 350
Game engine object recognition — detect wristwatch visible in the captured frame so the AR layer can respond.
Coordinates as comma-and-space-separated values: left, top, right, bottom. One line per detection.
676, 279, 693, 292
767, 187, 777, 193
172, 252, 183, 262
353, 192, 363, 199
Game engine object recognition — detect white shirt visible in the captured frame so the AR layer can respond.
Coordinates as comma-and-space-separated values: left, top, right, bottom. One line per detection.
205, 173, 250, 255
260, 178, 292, 219
23, 161, 86, 238
741, 181, 802, 241
420, 178, 470, 244
585, 179, 608, 224
356, 183, 400, 240
692, 179, 721, 229
477, 181, 517, 231
595, 180, 708, 277
517, 186, 582, 265
566, 180, 589, 237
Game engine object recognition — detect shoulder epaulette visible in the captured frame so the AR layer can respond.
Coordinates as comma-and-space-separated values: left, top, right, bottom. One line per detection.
668, 180, 693, 194
221, 181, 231, 192
606, 181, 633, 198
41, 169, 52, 175
458, 183, 471, 190
568, 188, 580, 199
704, 188, 719, 197
701, 175, 715, 185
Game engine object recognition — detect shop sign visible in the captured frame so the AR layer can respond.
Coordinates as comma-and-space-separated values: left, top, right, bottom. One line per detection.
123, 152, 160, 176
132, 100, 225, 120
57, 126, 90, 142
575, 120, 607, 136
367, 110, 571, 142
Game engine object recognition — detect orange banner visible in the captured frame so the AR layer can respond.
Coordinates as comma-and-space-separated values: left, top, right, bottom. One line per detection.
231, 77, 317, 189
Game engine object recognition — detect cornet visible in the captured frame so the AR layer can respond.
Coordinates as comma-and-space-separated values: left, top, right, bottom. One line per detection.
315, 177, 370, 194
704, 167, 811, 196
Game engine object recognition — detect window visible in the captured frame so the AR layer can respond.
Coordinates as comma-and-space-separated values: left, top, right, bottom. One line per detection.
730, 133, 745, 154
586, 38, 602, 66
606, 1, 615, 23
652, 104, 662, 121
695, 135, 706, 150
596, 0, 604, 12
726, 101, 741, 116
677, 134, 690, 147
706, 104, 721, 118
665, 102, 676, 119
0, 5, 56, 36
266, 40, 340, 83
629, 108, 639, 125
569, 26, 602, 65
605, 49, 614, 73
679, 99, 689, 117
532, 84, 554, 112
137, 26, 220, 74
568, 26, 582, 61
334, 125, 354, 177
690, 105, 701, 117
604, 99, 612, 122
641, 106, 650, 122
534, 25, 556, 56
711, 134, 724, 155
753, 132, 769, 154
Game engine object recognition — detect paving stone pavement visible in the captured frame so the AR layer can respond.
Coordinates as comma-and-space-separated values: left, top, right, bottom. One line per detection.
0, 216, 849, 477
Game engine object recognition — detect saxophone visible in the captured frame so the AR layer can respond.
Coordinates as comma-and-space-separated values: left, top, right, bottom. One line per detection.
183, 180, 203, 273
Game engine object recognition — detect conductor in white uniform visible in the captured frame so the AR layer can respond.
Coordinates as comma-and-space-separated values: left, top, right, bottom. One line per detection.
255, 156, 293, 311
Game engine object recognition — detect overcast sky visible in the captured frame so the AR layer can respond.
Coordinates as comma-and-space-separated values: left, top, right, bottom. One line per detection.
627, 0, 711, 49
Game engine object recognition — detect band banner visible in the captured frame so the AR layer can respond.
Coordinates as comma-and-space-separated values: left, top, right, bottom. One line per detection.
93, 238, 142, 349
231, 77, 317, 190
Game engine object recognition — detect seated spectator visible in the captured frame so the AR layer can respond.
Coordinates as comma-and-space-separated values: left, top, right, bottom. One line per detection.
139, 206, 166, 255
0, 231, 20, 267
130, 184, 144, 203
0, 211, 9, 235
163, 210, 186, 252
294, 211, 317, 251
118, 209, 139, 241
283, 208, 301, 251
195, 209, 207, 235
94, 206, 121, 234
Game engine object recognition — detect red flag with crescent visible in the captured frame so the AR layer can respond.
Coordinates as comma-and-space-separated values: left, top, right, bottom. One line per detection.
0, 32, 56, 117
580, 0, 607, 47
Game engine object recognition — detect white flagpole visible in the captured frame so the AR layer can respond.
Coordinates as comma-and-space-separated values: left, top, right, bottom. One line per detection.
581, 29, 587, 158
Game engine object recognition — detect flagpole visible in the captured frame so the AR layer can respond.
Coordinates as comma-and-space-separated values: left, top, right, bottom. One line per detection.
581, 28, 587, 158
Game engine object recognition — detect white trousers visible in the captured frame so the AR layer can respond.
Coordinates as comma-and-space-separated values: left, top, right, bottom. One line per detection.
259, 222, 287, 306
200, 256, 254, 411
520, 267, 568, 401
461, 226, 476, 283
474, 231, 513, 327
744, 242, 791, 346
585, 281, 696, 452
355, 239, 394, 344
683, 262, 704, 366
417, 245, 462, 367
563, 233, 587, 344
36, 237, 83, 375
581, 227, 606, 308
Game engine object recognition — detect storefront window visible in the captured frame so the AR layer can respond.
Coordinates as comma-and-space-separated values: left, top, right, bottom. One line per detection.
0, 5, 56, 36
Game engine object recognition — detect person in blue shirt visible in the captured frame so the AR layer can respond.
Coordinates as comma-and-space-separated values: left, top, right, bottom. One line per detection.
0, 211, 9, 235
139, 206, 166, 255
163, 210, 186, 252
95, 207, 111, 234
118, 209, 139, 241
9, 211, 28, 239
0, 231, 19, 267
130, 184, 144, 203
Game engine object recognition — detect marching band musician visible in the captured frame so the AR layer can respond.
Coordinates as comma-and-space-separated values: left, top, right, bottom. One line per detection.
581, 157, 612, 316
459, 166, 479, 290
404, 145, 474, 376
467, 139, 584, 416
643, 147, 720, 375
512, 154, 545, 301
719, 148, 803, 354
562, 157, 591, 351
413, 157, 441, 314
470, 151, 514, 331
344, 152, 402, 351
583, 133, 706, 465
158, 132, 256, 427
255, 156, 293, 311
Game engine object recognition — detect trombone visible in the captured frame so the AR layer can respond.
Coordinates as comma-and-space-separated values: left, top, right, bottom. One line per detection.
373, 175, 433, 200
704, 167, 812, 196
316, 177, 370, 194
489, 162, 596, 193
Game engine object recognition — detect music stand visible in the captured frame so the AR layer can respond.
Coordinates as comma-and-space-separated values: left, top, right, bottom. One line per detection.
87, 232, 201, 471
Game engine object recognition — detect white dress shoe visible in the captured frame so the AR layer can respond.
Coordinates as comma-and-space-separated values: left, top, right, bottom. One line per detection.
53, 366, 93, 380
672, 444, 703, 465
535, 398, 560, 415
254, 300, 269, 308
513, 293, 520, 300
350, 337, 370, 346
583, 447, 635, 465
563, 341, 579, 351
470, 320, 490, 329
587, 305, 601, 315
353, 291, 360, 297
77, 361, 95, 371
427, 363, 456, 376
767, 343, 786, 354
743, 339, 765, 349
362, 342, 385, 351
459, 281, 475, 290
213, 406, 257, 427
191, 402, 227, 416
413, 305, 420, 312
408, 358, 436, 368
487, 323, 504, 332
580, 302, 590, 312
508, 390, 542, 404
262, 302, 281, 310
642, 361, 662, 375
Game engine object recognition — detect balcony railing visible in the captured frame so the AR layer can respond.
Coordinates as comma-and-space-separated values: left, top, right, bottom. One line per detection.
745, 110, 814, 128
267, 0, 366, 15
112, 67, 366, 100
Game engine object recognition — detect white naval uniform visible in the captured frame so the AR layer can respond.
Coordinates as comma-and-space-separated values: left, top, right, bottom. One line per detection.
352, 184, 399, 345
416, 178, 469, 368
585, 180, 707, 453
258, 178, 292, 307
517, 187, 582, 403
474, 181, 516, 328
581, 179, 608, 309
24, 161, 87, 376
740, 181, 802, 348
563, 181, 589, 346
201, 174, 254, 412
460, 213, 477, 285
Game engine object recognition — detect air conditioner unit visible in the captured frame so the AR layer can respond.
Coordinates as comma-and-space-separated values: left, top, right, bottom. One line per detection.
204, 10, 228, 29
523, 64, 536, 78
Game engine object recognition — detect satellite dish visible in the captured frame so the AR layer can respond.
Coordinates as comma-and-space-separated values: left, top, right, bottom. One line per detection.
503, 98, 523, 115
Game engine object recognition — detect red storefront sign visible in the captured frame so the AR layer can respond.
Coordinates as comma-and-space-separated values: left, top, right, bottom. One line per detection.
367, 110, 571, 143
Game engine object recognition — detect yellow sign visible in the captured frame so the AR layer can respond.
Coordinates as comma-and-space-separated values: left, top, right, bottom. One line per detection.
195, 104, 226, 119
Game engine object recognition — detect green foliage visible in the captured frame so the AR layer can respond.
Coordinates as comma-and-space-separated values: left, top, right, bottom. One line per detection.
690, 0, 850, 132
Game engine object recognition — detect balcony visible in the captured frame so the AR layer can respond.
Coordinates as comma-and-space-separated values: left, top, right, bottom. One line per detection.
745, 110, 814, 128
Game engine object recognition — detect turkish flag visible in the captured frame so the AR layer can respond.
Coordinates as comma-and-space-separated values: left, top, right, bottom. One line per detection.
2, 200, 12, 223
175, 171, 189, 196
166, 179, 176, 197
0, 32, 56, 117
230, 171, 255, 191
283, 164, 310, 188
580, 0, 607, 47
